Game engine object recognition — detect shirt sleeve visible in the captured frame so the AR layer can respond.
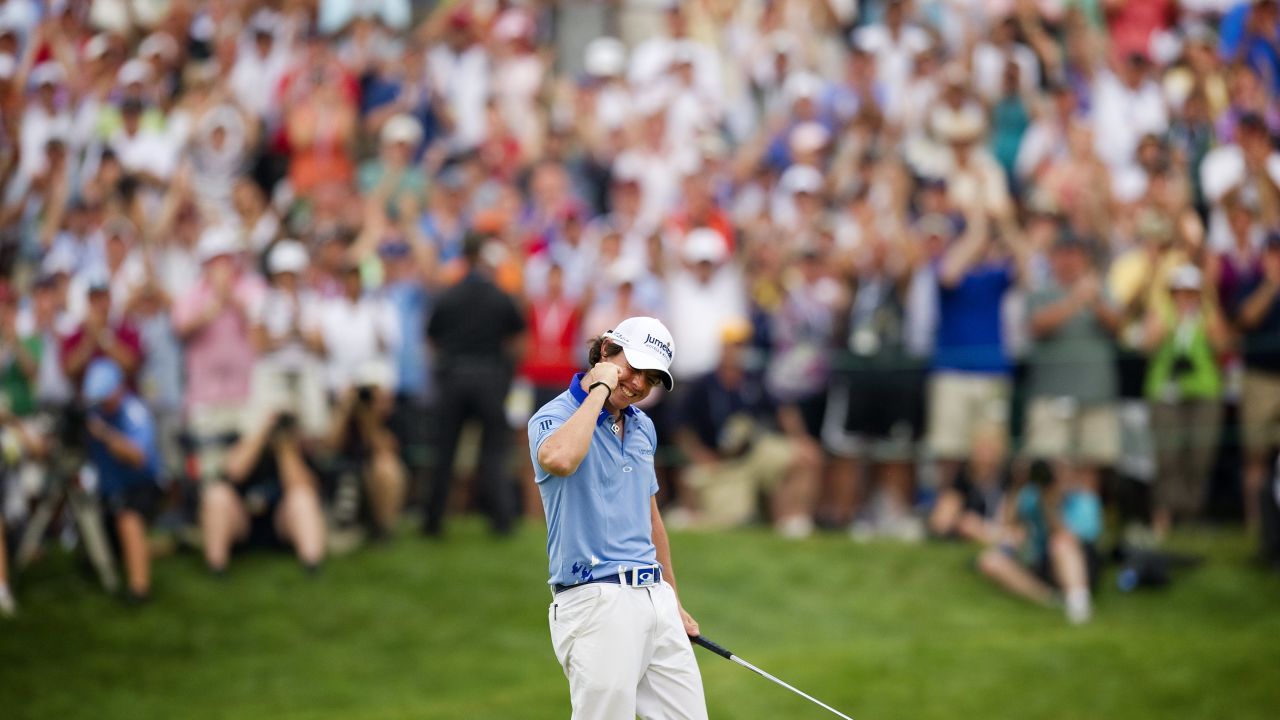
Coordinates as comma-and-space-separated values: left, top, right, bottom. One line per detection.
528, 402, 573, 482
122, 399, 161, 480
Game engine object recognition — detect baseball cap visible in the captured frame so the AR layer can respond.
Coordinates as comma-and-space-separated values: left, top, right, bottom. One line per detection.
584, 37, 626, 78
603, 316, 676, 391
268, 240, 309, 275
1169, 264, 1202, 292
682, 228, 728, 264
381, 114, 423, 146
117, 59, 152, 86
82, 358, 125, 405
197, 226, 243, 263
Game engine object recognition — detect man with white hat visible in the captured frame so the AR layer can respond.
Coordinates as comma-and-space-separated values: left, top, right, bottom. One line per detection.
529, 316, 707, 720
172, 227, 263, 513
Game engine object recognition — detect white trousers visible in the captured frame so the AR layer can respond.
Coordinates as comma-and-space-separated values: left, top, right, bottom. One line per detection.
549, 581, 708, 720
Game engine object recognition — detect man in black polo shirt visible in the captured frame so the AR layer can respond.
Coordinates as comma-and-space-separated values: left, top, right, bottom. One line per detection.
425, 234, 526, 536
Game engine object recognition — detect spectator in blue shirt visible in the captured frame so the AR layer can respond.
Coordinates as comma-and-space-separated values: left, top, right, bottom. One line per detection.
977, 460, 1101, 625
926, 202, 1028, 490
83, 358, 161, 603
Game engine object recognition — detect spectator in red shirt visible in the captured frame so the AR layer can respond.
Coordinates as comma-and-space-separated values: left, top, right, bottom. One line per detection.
61, 280, 142, 394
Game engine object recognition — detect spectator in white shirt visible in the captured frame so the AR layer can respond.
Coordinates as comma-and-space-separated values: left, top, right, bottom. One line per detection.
665, 228, 749, 383
1091, 53, 1169, 171
852, 0, 931, 119
317, 261, 405, 536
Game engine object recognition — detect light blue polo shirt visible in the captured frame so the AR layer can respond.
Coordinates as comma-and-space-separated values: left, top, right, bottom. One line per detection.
529, 373, 660, 588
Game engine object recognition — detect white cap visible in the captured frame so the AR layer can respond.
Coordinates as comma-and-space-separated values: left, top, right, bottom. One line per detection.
1169, 264, 1202, 291
30, 62, 64, 87
139, 32, 178, 61
83, 33, 111, 61
0, 53, 15, 81
584, 37, 626, 78
493, 9, 533, 41
784, 72, 823, 104
381, 114, 423, 146
268, 240, 309, 275
779, 164, 824, 196
603, 316, 676, 390
197, 226, 243, 263
682, 227, 728, 264
789, 121, 830, 155
117, 59, 151, 86
607, 259, 643, 286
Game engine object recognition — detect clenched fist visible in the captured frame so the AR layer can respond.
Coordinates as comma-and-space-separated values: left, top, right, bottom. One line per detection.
585, 361, 622, 394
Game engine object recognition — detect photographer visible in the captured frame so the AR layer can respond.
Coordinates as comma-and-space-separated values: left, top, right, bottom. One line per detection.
324, 371, 406, 537
315, 263, 405, 536
1143, 264, 1228, 541
82, 359, 161, 603
200, 407, 326, 574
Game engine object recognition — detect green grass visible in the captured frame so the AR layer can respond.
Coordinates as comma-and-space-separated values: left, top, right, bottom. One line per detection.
2, 521, 1278, 719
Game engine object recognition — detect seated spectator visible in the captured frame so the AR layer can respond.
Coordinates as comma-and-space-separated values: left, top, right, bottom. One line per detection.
1144, 264, 1228, 540
82, 358, 161, 602
930, 424, 1010, 543
201, 408, 326, 575
977, 460, 1101, 625
675, 319, 819, 538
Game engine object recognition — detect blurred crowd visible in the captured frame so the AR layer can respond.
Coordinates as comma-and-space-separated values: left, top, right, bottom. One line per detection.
2, 0, 1280, 623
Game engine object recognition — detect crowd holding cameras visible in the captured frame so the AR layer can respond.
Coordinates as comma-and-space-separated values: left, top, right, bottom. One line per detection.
2, 0, 1280, 624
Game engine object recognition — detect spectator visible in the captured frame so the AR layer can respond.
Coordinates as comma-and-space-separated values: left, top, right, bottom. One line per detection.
60, 278, 142, 393
675, 319, 819, 538
1234, 232, 1280, 533
425, 234, 526, 536
245, 240, 328, 442
824, 231, 928, 538
929, 423, 1009, 543
977, 460, 1101, 625
1144, 264, 1229, 540
172, 227, 262, 484
201, 406, 326, 574
82, 358, 161, 602
666, 228, 748, 385
314, 261, 405, 537
927, 203, 1026, 489
1021, 232, 1123, 494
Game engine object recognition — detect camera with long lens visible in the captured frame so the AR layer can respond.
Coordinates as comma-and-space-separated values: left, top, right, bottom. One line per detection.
356, 385, 376, 405
1170, 353, 1196, 380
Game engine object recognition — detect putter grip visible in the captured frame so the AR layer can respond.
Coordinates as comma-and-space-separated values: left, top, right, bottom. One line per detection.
691, 635, 733, 660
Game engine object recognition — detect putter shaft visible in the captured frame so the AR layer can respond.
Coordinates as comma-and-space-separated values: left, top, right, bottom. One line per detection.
691, 636, 854, 720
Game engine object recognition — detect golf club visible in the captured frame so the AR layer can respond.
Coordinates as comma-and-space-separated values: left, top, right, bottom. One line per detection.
690, 635, 855, 720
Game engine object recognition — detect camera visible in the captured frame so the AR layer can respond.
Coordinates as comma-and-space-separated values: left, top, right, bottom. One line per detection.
1170, 353, 1195, 379
356, 385, 376, 404
274, 412, 298, 433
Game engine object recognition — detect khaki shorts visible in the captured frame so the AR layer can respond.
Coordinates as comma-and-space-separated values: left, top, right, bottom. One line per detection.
1241, 370, 1280, 456
683, 433, 795, 529
926, 373, 1010, 460
187, 403, 245, 484
1022, 397, 1120, 465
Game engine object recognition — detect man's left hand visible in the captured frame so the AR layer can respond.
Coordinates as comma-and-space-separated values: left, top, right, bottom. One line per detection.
680, 606, 700, 637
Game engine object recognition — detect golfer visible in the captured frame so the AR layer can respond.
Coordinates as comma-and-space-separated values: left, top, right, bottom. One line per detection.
529, 316, 708, 719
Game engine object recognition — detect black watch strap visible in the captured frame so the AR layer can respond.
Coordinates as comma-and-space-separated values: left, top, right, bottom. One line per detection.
588, 381, 614, 397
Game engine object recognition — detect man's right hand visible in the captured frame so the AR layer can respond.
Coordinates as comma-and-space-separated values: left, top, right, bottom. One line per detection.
584, 361, 621, 394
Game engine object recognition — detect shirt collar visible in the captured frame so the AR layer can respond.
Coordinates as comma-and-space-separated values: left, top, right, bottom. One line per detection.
567, 372, 638, 426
